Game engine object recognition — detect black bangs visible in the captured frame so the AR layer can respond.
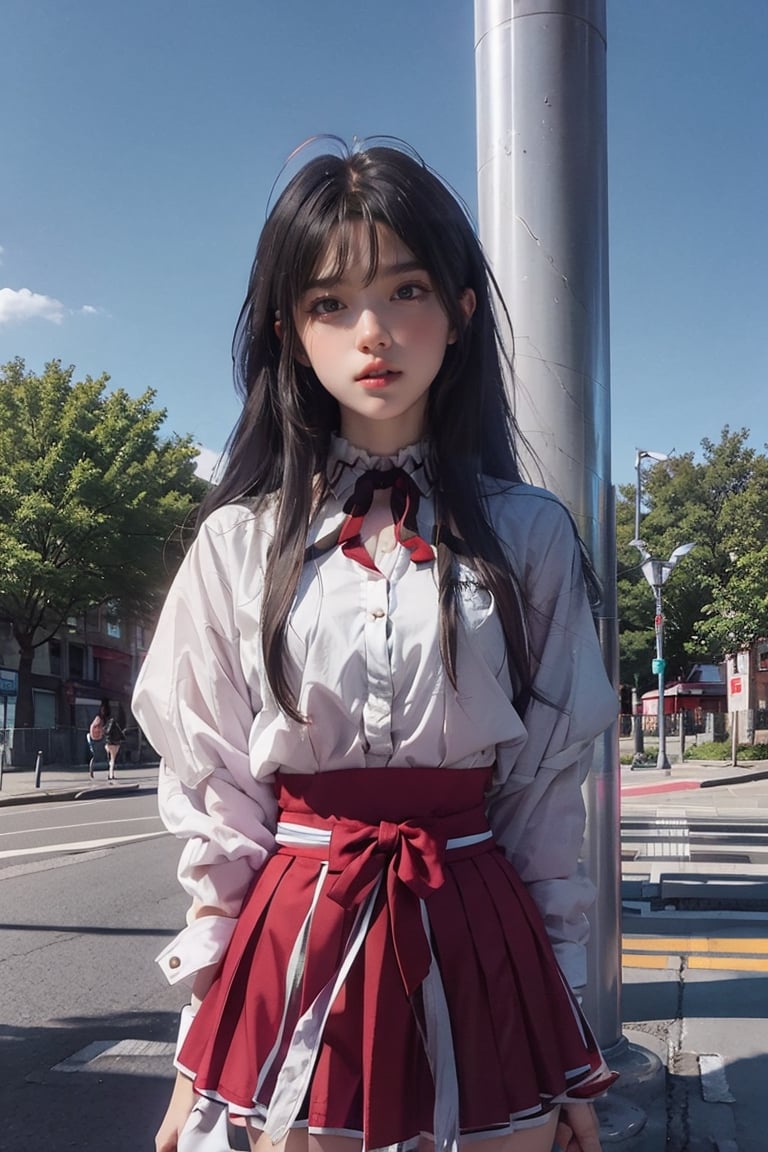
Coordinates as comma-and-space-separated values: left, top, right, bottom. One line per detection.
295, 212, 383, 299
268, 149, 472, 326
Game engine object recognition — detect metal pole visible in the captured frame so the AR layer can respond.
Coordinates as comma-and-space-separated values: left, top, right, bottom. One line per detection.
34, 750, 43, 789
654, 584, 671, 771
474, 4, 661, 1132
634, 454, 642, 544
475, 0, 619, 1041
0, 697, 6, 790
631, 458, 645, 761
632, 681, 644, 757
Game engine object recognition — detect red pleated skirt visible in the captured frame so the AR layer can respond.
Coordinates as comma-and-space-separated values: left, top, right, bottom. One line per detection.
178, 768, 616, 1150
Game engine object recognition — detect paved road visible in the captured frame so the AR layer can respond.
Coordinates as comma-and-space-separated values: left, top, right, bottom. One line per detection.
0, 790, 166, 862
1, 796, 186, 1151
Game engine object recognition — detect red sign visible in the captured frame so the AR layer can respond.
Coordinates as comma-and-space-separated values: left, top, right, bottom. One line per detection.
654, 614, 663, 628
729, 676, 743, 696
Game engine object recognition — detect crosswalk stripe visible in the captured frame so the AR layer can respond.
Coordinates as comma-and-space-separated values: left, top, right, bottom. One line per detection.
53, 1039, 175, 1072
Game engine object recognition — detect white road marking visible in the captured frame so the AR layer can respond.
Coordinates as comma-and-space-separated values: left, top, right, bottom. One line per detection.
0, 849, 111, 880
0, 794, 153, 817
0, 830, 169, 860
0, 815, 161, 839
699, 1054, 736, 1103
53, 1038, 175, 1071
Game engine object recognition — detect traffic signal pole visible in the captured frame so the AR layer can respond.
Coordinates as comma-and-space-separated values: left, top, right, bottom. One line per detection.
474, 1, 659, 1137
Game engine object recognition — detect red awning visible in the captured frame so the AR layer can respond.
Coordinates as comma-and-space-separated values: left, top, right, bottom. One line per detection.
92, 646, 131, 666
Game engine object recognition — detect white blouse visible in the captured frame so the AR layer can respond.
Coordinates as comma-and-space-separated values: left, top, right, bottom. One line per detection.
132, 437, 617, 993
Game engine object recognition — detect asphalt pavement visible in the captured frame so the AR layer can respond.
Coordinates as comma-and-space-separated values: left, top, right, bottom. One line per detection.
2, 751, 766, 1151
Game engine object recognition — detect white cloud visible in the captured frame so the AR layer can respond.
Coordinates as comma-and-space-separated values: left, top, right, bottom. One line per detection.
80, 304, 98, 315
195, 446, 226, 484
0, 247, 4, 265
0, 287, 65, 326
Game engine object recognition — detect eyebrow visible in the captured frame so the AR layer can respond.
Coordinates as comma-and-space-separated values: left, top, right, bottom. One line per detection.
302, 260, 428, 293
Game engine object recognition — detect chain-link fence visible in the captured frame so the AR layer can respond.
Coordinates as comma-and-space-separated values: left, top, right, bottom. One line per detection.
0, 725, 155, 769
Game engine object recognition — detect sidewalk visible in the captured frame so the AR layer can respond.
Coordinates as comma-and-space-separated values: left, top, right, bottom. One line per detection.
0, 760, 160, 805
617, 756, 768, 1151
2, 755, 766, 1150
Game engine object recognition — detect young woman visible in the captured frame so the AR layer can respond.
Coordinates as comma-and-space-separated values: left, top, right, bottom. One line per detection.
87, 700, 109, 778
132, 141, 618, 1152
103, 709, 125, 782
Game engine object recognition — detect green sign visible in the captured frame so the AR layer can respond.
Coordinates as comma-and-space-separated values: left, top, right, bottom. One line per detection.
651, 658, 666, 675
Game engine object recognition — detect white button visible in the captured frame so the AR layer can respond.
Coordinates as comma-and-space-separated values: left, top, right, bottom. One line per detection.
370, 609, 385, 619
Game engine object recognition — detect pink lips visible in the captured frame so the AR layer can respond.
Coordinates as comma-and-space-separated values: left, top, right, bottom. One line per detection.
356, 362, 401, 389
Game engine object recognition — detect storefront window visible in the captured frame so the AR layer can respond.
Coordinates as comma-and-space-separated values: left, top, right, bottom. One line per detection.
69, 644, 85, 679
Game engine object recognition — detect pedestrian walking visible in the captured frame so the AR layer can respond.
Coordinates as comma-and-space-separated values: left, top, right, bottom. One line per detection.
132, 140, 618, 1152
87, 700, 110, 779
102, 706, 125, 782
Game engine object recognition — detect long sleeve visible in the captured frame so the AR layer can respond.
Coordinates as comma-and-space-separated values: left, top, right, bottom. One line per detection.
486, 494, 617, 991
132, 506, 278, 984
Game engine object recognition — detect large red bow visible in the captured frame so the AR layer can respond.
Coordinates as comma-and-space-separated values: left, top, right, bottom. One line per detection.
326, 818, 447, 994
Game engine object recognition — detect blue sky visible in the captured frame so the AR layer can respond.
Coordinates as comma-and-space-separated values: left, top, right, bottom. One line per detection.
2, 1, 766, 488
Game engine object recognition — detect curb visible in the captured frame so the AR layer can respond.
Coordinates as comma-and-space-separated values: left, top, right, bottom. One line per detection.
621, 779, 701, 797
0, 779, 155, 808
0, 788, 82, 808
74, 782, 142, 800
622, 764, 768, 797
700, 765, 768, 788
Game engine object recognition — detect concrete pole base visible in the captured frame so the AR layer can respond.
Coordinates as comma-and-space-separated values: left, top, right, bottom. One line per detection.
656, 750, 672, 773
594, 1033, 665, 1142
595, 1093, 648, 1143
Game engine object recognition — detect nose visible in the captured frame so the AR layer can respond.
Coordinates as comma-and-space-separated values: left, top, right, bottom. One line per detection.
355, 307, 391, 353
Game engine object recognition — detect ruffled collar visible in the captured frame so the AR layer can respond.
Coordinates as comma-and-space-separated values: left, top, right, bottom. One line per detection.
327, 434, 433, 503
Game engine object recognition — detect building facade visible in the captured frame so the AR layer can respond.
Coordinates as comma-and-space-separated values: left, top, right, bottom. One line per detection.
0, 605, 150, 761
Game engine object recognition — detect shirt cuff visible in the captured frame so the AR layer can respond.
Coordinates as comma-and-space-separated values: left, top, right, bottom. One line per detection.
156, 914, 237, 985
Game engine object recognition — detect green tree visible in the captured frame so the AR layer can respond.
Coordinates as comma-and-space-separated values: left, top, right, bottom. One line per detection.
0, 358, 206, 727
695, 450, 768, 652
617, 427, 766, 690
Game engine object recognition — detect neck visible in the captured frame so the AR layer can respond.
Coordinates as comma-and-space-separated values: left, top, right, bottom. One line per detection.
338, 416, 427, 457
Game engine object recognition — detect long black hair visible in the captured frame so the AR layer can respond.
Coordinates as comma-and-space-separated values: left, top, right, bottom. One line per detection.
200, 141, 537, 721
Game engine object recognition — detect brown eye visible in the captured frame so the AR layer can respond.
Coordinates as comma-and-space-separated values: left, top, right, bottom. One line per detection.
311, 297, 344, 316
393, 283, 428, 301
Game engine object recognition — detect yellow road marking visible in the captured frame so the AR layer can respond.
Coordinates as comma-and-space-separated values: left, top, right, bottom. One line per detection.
687, 955, 768, 972
622, 954, 673, 969
622, 936, 768, 972
624, 937, 768, 955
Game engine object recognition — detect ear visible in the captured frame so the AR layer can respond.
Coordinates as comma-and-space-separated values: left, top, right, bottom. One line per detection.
274, 315, 311, 367
447, 288, 477, 345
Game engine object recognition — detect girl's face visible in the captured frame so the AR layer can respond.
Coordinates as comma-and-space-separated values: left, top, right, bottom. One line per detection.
292, 222, 474, 454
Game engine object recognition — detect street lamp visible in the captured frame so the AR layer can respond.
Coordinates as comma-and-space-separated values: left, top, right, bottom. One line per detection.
628, 451, 668, 757
630, 450, 696, 772
633, 449, 669, 545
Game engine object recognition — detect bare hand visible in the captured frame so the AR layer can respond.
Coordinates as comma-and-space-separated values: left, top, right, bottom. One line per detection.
553, 1103, 602, 1152
155, 1071, 197, 1152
